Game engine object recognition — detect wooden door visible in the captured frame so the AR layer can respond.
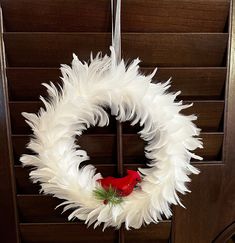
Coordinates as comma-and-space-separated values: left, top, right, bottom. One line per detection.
0, 1, 234, 242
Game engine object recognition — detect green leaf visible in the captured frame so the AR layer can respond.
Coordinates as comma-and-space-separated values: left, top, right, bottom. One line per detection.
93, 185, 123, 205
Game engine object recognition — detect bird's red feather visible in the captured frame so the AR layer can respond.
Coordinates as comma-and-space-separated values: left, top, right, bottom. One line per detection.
97, 170, 141, 196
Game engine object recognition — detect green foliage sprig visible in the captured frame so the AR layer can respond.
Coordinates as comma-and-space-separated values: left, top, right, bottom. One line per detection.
93, 186, 123, 205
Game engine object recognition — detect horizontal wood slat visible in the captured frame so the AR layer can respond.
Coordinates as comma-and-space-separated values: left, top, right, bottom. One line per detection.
182, 101, 224, 132
123, 133, 223, 162
124, 221, 171, 243
123, 101, 224, 133
15, 164, 147, 194
11, 133, 223, 165
19, 221, 171, 243
9, 102, 117, 134
1, 0, 229, 33
173, 163, 225, 242
12, 134, 145, 165
15, 164, 118, 194
18, 193, 168, 224
12, 134, 117, 165
18, 195, 68, 223
19, 223, 117, 243
4, 33, 228, 67
7, 67, 227, 101
148, 67, 227, 100
14, 161, 222, 195
9, 101, 224, 134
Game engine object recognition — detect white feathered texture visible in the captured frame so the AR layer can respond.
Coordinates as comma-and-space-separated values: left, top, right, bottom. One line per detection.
20, 46, 203, 230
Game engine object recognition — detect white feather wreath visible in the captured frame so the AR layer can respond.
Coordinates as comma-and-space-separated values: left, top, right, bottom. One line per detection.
20, 47, 203, 230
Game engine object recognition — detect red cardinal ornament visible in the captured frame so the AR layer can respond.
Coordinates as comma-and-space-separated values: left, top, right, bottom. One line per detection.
97, 169, 141, 197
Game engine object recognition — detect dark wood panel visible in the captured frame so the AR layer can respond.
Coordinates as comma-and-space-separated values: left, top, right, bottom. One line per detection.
9, 101, 224, 135
150, 67, 227, 100
125, 222, 171, 243
123, 0, 230, 33
9, 101, 116, 134
0, 8, 19, 242
172, 3, 235, 243
15, 166, 41, 194
4, 33, 110, 67
123, 101, 224, 133
1, 0, 229, 33
14, 164, 150, 195
14, 130, 223, 195
12, 132, 223, 166
7, 67, 227, 101
123, 133, 224, 163
15, 164, 149, 195
173, 163, 225, 243
15, 164, 118, 194
4, 33, 228, 67
122, 33, 228, 67
19, 222, 170, 243
20, 223, 117, 243
11, 134, 144, 165
183, 101, 224, 132
17, 195, 68, 223
211, 2, 235, 241
18, 192, 169, 224
18, 193, 171, 242
194, 133, 223, 161
15, 158, 222, 196
123, 133, 223, 162
7, 68, 61, 101
12, 134, 117, 165
17, 194, 171, 242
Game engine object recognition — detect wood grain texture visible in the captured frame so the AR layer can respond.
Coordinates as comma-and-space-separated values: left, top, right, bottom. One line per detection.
125, 221, 171, 243
123, 132, 224, 162
131, 100, 227, 133
11, 132, 223, 165
15, 164, 148, 194
172, 2, 235, 242
0, 0, 229, 33
9, 101, 224, 134
19, 223, 117, 243
19, 222, 170, 243
12, 134, 117, 165
183, 101, 224, 132
213, 222, 235, 242
15, 164, 118, 194
17, 195, 69, 223
173, 163, 225, 243
18, 187, 171, 242
17, 193, 169, 224
212, 0, 235, 240
0, 8, 20, 243
6, 67, 227, 101
17, 193, 171, 241
149, 67, 227, 100
9, 101, 117, 134
14, 160, 223, 196
3, 33, 228, 67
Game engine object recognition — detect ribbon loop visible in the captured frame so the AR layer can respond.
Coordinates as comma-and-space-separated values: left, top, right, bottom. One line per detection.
111, 0, 121, 64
